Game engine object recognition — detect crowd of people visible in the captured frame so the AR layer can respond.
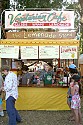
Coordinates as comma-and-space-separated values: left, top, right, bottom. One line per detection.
18, 62, 55, 86
0, 63, 82, 125
17, 62, 77, 87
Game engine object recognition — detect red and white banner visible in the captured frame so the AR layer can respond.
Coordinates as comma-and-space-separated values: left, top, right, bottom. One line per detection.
60, 46, 77, 59
5, 11, 74, 29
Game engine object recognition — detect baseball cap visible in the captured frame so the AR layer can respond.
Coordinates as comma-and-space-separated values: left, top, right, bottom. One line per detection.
69, 64, 76, 69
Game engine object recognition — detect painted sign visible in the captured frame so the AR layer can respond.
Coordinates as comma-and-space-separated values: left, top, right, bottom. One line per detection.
5, 11, 74, 29
39, 46, 59, 59
60, 46, 77, 59
21, 46, 38, 59
6, 31, 76, 39
0, 45, 19, 58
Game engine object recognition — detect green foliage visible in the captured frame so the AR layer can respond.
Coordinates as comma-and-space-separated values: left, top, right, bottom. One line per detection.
0, 0, 10, 11
51, 0, 63, 9
0, 0, 10, 22
18, 0, 51, 8
17, 0, 63, 9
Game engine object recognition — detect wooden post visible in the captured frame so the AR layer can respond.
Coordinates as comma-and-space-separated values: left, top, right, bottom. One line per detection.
79, 64, 83, 77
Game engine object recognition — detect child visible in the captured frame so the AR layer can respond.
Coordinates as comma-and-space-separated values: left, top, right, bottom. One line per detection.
71, 79, 82, 125
67, 80, 74, 120
0, 97, 4, 116
0, 73, 4, 117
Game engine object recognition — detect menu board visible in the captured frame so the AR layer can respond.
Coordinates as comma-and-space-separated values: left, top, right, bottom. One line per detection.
60, 46, 77, 59
21, 46, 38, 59
0, 45, 19, 59
39, 46, 59, 59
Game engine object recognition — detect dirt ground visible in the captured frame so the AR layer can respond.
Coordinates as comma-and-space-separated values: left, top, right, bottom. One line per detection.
0, 96, 83, 125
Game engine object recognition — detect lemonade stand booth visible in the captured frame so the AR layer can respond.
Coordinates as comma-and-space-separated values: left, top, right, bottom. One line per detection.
0, 10, 80, 110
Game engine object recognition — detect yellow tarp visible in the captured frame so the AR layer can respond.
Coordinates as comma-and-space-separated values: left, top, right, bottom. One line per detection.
3, 87, 69, 110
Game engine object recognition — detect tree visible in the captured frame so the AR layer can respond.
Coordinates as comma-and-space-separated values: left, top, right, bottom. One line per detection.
79, 0, 83, 11
51, 0, 63, 9
0, 0, 10, 13
17, 0, 63, 9
78, 0, 83, 24
0, 0, 10, 38
17, 0, 51, 8
0, 0, 10, 20
78, 0, 83, 53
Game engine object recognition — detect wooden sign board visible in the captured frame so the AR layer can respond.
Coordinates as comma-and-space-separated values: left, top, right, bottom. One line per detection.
6, 31, 76, 39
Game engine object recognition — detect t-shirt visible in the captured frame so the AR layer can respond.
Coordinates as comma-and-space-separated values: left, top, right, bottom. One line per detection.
22, 72, 32, 84
43, 72, 53, 84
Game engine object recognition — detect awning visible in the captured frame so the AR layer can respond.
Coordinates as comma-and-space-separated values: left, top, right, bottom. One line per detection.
0, 39, 79, 46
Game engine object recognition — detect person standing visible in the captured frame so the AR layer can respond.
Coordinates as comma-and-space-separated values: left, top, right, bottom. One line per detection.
0, 71, 4, 116
71, 79, 82, 125
42, 64, 55, 86
1, 65, 21, 125
68, 64, 82, 125
22, 65, 32, 86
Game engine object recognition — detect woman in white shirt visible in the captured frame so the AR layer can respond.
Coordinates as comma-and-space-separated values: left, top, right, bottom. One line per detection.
1, 65, 21, 125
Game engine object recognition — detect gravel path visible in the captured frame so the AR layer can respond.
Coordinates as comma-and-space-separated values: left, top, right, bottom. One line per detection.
0, 97, 83, 125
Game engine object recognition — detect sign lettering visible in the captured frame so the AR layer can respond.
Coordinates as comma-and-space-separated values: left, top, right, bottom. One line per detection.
5, 11, 74, 29
6, 31, 76, 39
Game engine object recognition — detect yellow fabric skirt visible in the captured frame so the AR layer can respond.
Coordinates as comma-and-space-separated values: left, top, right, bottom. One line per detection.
3, 87, 69, 110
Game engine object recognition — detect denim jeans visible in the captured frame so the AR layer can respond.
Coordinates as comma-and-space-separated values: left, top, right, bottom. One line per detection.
6, 96, 21, 125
